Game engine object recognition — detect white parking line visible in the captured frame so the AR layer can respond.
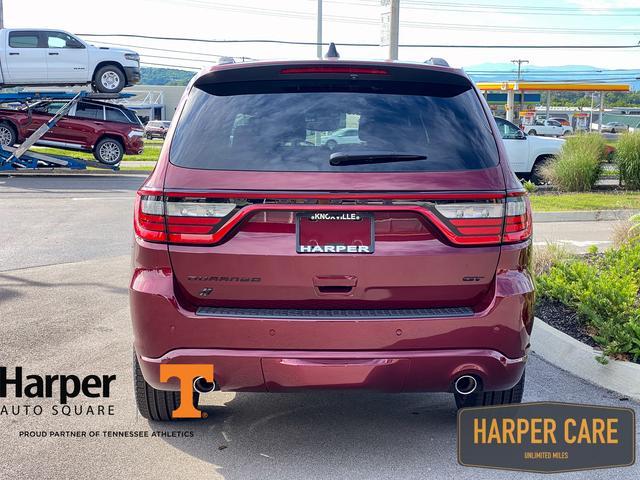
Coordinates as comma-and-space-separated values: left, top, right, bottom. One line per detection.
71, 196, 133, 201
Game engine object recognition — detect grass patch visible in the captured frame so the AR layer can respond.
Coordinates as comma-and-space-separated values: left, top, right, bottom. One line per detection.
31, 138, 162, 163
530, 192, 640, 212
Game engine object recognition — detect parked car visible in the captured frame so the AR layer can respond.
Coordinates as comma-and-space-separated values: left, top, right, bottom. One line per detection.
0, 28, 140, 93
0, 99, 144, 164
523, 119, 572, 137
131, 59, 533, 420
548, 117, 570, 127
495, 117, 564, 183
321, 127, 362, 149
601, 122, 630, 134
144, 120, 171, 139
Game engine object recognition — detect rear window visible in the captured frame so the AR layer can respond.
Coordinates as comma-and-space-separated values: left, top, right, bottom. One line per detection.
170, 80, 498, 172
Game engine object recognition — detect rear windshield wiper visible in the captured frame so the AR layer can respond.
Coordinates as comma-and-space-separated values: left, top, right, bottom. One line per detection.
329, 151, 427, 166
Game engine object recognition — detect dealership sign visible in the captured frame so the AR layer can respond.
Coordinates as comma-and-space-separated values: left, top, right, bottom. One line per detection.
458, 402, 636, 473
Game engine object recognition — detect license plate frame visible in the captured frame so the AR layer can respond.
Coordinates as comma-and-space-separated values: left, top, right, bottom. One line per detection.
296, 211, 375, 254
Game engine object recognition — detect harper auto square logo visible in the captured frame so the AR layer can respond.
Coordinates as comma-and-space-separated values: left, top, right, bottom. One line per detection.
309, 212, 362, 222
159, 364, 214, 419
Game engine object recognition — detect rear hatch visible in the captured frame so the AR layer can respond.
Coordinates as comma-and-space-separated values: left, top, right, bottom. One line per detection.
153, 62, 512, 310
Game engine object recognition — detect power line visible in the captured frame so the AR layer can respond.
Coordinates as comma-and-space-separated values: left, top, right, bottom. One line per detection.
77, 33, 640, 49
90, 40, 255, 60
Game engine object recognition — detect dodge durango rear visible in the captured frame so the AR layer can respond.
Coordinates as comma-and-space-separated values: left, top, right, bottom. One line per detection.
130, 58, 534, 421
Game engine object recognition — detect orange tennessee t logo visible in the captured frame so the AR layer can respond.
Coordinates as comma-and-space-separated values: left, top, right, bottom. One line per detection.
159, 364, 214, 419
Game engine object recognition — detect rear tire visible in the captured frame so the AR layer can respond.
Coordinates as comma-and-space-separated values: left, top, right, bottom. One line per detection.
0, 122, 17, 147
455, 371, 525, 409
530, 156, 552, 185
94, 137, 124, 165
133, 350, 200, 421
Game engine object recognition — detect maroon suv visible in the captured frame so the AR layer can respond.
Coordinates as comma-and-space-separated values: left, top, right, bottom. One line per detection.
0, 99, 144, 165
131, 60, 534, 421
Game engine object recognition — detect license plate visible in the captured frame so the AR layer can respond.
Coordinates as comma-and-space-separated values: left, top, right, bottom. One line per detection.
296, 212, 374, 254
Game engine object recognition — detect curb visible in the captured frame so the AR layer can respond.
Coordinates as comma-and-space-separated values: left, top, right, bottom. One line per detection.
530, 317, 640, 401
533, 209, 638, 223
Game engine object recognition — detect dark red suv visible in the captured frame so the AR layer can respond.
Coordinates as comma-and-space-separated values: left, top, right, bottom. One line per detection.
0, 99, 144, 165
131, 59, 534, 421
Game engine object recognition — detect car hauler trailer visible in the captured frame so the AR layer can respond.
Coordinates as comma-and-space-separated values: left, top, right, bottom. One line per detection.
0, 90, 133, 171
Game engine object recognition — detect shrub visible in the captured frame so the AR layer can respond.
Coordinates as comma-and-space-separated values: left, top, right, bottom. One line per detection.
541, 133, 605, 191
521, 179, 537, 194
536, 240, 640, 360
616, 131, 640, 190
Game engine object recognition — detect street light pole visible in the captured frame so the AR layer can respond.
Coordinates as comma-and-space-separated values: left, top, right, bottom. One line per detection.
316, 0, 322, 59
0, 0, 4, 29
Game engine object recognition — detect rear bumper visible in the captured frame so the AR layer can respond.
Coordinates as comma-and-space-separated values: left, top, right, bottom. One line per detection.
131, 240, 534, 393
124, 136, 144, 155
137, 347, 527, 393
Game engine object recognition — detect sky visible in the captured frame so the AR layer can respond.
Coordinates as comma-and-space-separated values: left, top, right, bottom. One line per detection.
4, 0, 640, 74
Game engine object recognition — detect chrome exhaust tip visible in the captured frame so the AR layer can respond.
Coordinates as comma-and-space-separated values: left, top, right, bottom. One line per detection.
193, 376, 216, 394
454, 375, 478, 395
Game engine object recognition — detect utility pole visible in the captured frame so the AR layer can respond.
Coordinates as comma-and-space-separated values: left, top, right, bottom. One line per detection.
389, 0, 400, 60
380, 1, 400, 60
511, 59, 529, 81
511, 59, 528, 122
316, 0, 322, 59
0, 0, 4, 29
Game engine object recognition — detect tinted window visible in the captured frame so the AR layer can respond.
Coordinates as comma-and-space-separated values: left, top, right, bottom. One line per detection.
9, 32, 40, 48
123, 109, 141, 125
33, 102, 66, 115
170, 84, 498, 172
494, 117, 523, 140
105, 107, 128, 123
74, 103, 104, 120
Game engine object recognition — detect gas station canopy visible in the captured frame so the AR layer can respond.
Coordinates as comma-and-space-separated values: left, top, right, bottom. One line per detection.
476, 82, 632, 124
476, 82, 630, 92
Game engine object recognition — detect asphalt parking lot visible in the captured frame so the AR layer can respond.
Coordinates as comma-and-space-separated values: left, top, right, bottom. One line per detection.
1, 175, 638, 479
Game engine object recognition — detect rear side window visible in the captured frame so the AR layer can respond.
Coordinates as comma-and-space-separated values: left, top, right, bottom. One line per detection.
170, 80, 498, 172
105, 107, 128, 123
74, 103, 104, 120
9, 32, 40, 48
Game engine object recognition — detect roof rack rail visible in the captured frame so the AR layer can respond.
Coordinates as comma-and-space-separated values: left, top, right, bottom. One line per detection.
425, 57, 450, 67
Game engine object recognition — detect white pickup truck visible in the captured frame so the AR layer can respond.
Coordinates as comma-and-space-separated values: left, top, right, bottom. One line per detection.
495, 117, 564, 183
0, 28, 140, 93
522, 118, 572, 137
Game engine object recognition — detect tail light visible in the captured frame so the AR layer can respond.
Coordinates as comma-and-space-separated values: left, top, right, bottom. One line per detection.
432, 192, 532, 245
134, 189, 237, 244
433, 201, 504, 245
502, 193, 533, 243
134, 190, 532, 246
